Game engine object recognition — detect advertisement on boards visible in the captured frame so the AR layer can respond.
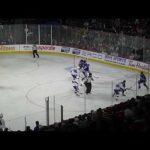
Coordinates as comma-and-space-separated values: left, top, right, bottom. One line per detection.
72, 48, 80, 55
61, 47, 70, 53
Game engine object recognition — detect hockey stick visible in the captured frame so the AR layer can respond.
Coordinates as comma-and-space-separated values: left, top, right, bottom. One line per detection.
125, 86, 136, 92
125, 81, 137, 91
126, 87, 133, 90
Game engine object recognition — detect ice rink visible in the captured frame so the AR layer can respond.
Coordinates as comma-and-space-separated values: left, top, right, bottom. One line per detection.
0, 53, 149, 131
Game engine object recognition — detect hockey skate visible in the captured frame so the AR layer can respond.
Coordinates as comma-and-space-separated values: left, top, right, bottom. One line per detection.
75, 91, 80, 96
138, 85, 141, 89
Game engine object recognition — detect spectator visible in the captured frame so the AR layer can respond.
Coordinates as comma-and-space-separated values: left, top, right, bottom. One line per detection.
4, 128, 8, 132
0, 113, 6, 131
34, 121, 42, 131
7, 34, 13, 44
124, 106, 134, 124
26, 126, 32, 132
129, 53, 135, 60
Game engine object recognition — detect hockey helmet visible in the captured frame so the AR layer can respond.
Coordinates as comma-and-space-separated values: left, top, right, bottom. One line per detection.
74, 69, 77, 72
116, 84, 119, 87
89, 72, 92, 76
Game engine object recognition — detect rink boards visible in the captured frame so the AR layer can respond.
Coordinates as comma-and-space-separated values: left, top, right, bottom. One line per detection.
0, 45, 149, 131
0, 44, 149, 75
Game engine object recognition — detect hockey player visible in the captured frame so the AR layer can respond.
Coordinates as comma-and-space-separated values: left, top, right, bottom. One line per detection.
78, 59, 89, 77
113, 80, 126, 97
113, 84, 120, 97
78, 59, 87, 70
78, 59, 84, 69
70, 67, 79, 80
72, 78, 80, 95
82, 63, 90, 78
138, 72, 149, 90
119, 80, 126, 96
83, 72, 94, 94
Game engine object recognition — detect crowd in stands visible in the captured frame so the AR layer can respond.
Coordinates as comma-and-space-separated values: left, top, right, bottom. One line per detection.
59, 19, 150, 62
0, 19, 150, 63
61, 19, 150, 38
1, 94, 150, 132
0, 19, 150, 132
38, 94, 150, 132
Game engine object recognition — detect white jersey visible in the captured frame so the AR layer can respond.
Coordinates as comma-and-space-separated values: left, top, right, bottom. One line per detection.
83, 76, 94, 83
71, 68, 79, 76
72, 79, 78, 87
32, 46, 37, 51
114, 84, 120, 91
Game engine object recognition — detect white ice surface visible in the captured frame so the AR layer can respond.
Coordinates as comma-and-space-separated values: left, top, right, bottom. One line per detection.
0, 54, 149, 131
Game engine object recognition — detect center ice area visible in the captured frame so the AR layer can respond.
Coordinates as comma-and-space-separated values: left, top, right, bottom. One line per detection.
0, 54, 148, 131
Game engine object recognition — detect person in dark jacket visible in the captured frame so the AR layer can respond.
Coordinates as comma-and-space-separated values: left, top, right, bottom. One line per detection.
34, 121, 42, 131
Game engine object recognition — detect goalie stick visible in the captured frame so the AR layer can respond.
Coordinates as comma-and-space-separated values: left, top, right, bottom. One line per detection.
125, 87, 133, 90
125, 82, 137, 91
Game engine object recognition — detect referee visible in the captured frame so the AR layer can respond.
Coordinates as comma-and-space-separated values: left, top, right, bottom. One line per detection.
84, 72, 94, 94
32, 44, 39, 58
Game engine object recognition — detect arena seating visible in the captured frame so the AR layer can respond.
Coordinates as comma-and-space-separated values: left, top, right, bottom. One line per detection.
33, 94, 150, 132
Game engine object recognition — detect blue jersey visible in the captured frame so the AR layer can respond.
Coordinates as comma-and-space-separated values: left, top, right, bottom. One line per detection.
83, 64, 89, 72
79, 62, 84, 69
79, 60, 87, 69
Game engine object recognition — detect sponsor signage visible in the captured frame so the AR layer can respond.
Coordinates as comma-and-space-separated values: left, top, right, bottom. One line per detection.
23, 45, 32, 50
72, 48, 80, 55
37, 45, 55, 51
0, 45, 149, 73
61, 47, 70, 53
0, 45, 16, 51
113, 56, 126, 65
128, 60, 149, 71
